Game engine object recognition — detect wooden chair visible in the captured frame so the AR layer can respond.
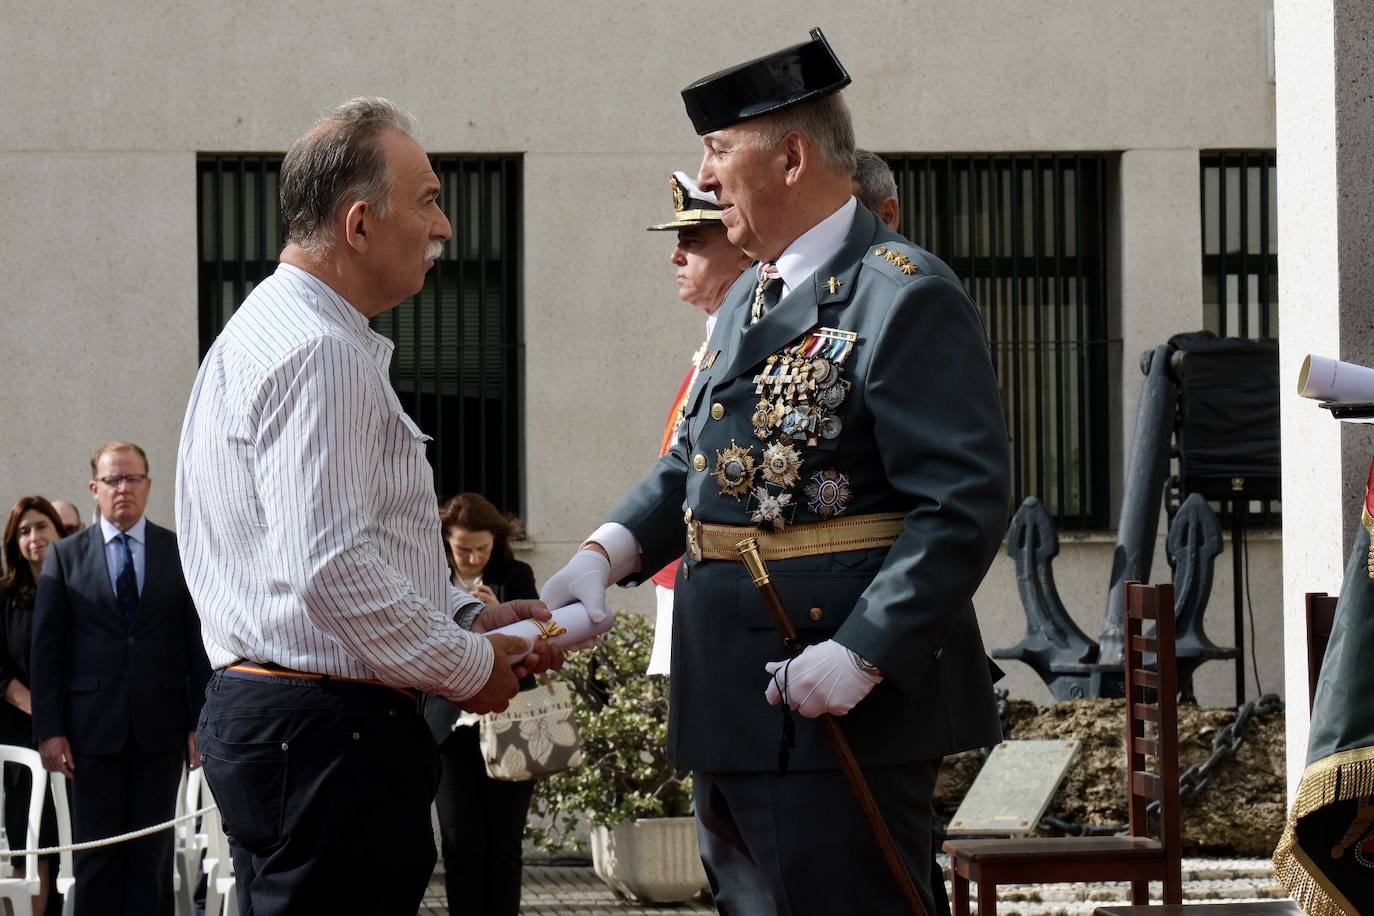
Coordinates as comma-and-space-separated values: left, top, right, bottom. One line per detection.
944, 581, 1182, 915
1305, 592, 1338, 710
1085, 595, 1340, 916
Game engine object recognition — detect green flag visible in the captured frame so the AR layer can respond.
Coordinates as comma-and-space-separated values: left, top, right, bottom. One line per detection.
1273, 503, 1374, 915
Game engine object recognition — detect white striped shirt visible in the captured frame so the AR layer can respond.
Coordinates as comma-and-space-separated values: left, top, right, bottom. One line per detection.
175, 263, 493, 701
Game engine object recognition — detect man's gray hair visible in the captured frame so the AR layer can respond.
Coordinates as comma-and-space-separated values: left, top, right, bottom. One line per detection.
279, 97, 416, 255
852, 149, 898, 214
749, 93, 857, 177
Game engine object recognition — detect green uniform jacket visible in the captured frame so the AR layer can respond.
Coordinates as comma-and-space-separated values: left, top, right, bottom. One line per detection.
610, 204, 1011, 772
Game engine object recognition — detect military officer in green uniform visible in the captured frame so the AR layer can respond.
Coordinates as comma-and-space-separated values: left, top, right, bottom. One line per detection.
543, 29, 1010, 915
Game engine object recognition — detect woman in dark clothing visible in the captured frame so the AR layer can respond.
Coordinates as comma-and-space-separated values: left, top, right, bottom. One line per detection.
425, 493, 537, 916
0, 496, 65, 916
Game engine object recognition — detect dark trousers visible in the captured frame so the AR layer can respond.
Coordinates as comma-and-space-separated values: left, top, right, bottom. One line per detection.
197, 670, 440, 916
71, 741, 182, 916
434, 725, 535, 916
693, 760, 940, 916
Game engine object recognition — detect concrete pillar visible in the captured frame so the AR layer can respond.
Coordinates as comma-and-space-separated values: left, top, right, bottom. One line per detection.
1275, 0, 1374, 799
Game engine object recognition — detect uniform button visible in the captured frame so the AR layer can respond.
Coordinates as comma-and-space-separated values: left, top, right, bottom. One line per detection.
710, 403, 725, 420
352, 732, 361, 740
692, 454, 707, 472
388, 708, 397, 717
280, 742, 289, 751
809, 606, 824, 622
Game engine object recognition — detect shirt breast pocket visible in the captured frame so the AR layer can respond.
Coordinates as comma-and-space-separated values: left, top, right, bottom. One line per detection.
378, 410, 437, 525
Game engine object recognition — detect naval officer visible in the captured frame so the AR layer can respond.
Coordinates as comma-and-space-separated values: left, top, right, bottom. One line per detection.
543, 30, 1010, 915
645, 171, 752, 675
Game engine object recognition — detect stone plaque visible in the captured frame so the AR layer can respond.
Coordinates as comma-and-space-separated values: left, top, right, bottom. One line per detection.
946, 739, 1080, 836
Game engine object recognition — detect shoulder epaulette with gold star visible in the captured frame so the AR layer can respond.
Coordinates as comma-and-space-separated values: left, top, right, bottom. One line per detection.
866, 243, 927, 283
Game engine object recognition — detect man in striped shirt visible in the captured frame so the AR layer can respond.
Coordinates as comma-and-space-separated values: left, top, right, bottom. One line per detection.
176, 97, 554, 916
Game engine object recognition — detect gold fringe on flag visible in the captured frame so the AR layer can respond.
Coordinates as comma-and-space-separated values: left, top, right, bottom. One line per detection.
1273, 745, 1374, 916
1363, 507, 1374, 580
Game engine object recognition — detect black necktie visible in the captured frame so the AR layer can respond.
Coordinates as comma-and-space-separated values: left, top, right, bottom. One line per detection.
115, 533, 139, 628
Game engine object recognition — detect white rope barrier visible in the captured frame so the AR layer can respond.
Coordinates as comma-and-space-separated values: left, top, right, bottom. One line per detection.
3, 804, 218, 857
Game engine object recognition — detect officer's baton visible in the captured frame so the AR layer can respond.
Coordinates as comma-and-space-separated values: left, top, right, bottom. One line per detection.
736, 537, 928, 916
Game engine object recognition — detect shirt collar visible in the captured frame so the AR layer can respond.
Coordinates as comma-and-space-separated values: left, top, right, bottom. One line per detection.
274, 263, 396, 364
773, 196, 858, 295
100, 515, 147, 545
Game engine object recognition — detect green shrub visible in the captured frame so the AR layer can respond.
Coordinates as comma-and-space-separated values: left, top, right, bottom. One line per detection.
527, 610, 693, 851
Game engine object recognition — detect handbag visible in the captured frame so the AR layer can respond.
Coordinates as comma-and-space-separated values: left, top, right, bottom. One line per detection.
477, 677, 582, 781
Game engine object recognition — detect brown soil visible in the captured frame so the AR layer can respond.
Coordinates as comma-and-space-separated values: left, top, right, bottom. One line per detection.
934, 699, 1286, 857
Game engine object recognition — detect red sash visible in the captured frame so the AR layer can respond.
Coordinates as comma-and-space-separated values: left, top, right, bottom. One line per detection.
651, 365, 696, 589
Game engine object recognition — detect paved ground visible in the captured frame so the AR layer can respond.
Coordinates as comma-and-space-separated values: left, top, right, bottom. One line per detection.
417, 856, 1292, 915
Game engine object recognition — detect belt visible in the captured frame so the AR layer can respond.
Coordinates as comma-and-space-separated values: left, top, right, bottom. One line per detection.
685, 510, 906, 563
223, 662, 418, 701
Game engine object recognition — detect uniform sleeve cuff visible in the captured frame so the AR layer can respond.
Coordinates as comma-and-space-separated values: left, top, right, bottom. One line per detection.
585, 522, 642, 582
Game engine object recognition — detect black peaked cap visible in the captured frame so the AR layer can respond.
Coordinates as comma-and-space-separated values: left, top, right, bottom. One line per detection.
681, 28, 850, 136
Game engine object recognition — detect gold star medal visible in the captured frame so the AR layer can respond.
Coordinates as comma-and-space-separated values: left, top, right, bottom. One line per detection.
713, 440, 757, 500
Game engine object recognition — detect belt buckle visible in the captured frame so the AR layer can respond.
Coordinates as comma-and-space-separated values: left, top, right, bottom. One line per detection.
684, 508, 703, 563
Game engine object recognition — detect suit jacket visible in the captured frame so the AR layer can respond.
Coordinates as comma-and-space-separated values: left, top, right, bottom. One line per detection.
32, 521, 212, 755
608, 205, 1011, 772
423, 556, 538, 743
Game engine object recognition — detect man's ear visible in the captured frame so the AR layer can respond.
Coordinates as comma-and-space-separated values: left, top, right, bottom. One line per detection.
879, 197, 900, 231
782, 132, 809, 187
342, 201, 370, 253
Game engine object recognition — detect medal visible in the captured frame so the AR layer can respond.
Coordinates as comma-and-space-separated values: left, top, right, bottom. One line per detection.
760, 442, 803, 488
805, 469, 853, 519
749, 486, 794, 532
713, 441, 758, 500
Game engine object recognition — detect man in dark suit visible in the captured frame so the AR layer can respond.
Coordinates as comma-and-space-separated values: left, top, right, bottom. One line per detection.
543, 30, 1010, 916
33, 441, 211, 916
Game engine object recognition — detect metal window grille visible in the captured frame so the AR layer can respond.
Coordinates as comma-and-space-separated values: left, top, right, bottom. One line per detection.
1201, 152, 1277, 339
196, 154, 525, 512
885, 154, 1112, 529
1198, 151, 1279, 527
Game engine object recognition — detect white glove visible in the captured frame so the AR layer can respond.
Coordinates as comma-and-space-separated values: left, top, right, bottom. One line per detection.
764, 640, 882, 718
540, 549, 612, 624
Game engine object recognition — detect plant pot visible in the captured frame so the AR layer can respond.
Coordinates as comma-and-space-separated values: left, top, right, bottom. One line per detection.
590, 816, 709, 903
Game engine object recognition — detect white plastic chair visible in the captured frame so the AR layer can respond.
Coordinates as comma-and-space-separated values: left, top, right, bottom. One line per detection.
172, 766, 194, 916
195, 780, 236, 916
0, 746, 49, 916
48, 772, 74, 916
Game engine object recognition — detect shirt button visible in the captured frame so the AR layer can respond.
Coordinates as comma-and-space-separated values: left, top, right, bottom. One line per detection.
352, 732, 361, 740
710, 403, 725, 420
809, 607, 824, 622
692, 454, 707, 472
280, 742, 289, 751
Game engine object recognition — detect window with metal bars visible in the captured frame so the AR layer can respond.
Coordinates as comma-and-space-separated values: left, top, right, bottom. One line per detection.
196, 154, 525, 513
884, 154, 1113, 529
1198, 150, 1279, 526
1201, 151, 1277, 340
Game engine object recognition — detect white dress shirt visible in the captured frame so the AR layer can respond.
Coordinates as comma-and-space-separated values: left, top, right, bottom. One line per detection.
589, 197, 859, 574
101, 515, 146, 596
176, 263, 491, 701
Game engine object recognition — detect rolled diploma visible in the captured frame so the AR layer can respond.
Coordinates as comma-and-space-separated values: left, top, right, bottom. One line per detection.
1298, 354, 1374, 403
484, 601, 612, 659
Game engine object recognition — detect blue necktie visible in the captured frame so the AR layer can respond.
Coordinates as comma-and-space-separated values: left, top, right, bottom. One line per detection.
115, 533, 139, 628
